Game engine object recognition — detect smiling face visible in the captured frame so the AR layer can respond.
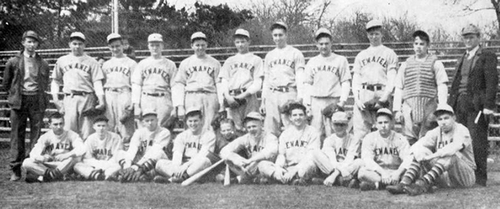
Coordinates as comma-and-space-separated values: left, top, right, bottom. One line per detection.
316, 36, 332, 57
367, 28, 383, 47
108, 39, 124, 57
220, 122, 236, 140
192, 39, 207, 57
186, 114, 203, 133
22, 37, 39, 54
272, 28, 287, 48
245, 119, 263, 136
289, 108, 307, 127
69, 39, 85, 56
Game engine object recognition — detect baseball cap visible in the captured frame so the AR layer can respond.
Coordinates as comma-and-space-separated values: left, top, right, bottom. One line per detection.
366, 20, 382, 31
331, 111, 349, 124
244, 112, 263, 122
412, 30, 430, 42
22, 31, 40, 42
376, 108, 393, 119
461, 24, 480, 36
234, 29, 250, 38
270, 21, 288, 31
191, 32, 207, 42
93, 115, 109, 124
70, 32, 86, 42
141, 110, 158, 119
315, 28, 332, 40
186, 107, 203, 117
434, 103, 455, 116
107, 33, 122, 43
148, 33, 163, 43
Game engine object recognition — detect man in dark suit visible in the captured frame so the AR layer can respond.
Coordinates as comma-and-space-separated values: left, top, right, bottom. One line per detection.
449, 24, 498, 186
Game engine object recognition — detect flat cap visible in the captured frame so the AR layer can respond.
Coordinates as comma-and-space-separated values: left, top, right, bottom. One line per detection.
271, 21, 288, 31
186, 106, 203, 116
331, 111, 349, 124
366, 19, 382, 31
376, 108, 393, 119
244, 112, 264, 122
234, 29, 250, 38
107, 33, 122, 43
434, 103, 455, 116
191, 32, 207, 42
70, 32, 86, 41
22, 31, 40, 42
461, 24, 480, 36
148, 33, 163, 42
141, 110, 158, 119
315, 28, 332, 40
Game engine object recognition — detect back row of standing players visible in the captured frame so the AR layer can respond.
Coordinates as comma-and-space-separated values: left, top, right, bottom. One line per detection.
18, 19, 497, 195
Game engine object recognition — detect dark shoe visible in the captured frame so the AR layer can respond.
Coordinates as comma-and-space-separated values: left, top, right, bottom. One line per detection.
360, 181, 377, 191
10, 173, 21, 181
338, 176, 352, 187
348, 179, 360, 189
291, 178, 308, 186
253, 177, 270, 185
386, 183, 407, 195
310, 177, 324, 185
404, 180, 430, 196
25, 172, 42, 183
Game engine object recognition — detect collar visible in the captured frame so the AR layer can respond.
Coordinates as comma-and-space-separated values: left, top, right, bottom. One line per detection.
23, 51, 35, 58
466, 45, 480, 57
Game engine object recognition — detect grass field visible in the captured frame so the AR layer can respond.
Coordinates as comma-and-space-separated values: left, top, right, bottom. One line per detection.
1, 148, 500, 209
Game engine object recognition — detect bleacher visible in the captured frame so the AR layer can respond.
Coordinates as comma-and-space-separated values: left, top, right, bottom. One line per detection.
1, 41, 500, 143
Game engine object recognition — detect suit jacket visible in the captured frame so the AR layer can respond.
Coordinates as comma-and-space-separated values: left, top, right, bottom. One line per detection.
449, 46, 498, 111
1, 51, 50, 110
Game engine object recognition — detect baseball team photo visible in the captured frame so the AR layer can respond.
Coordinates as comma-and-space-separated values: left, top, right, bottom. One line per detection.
1, 0, 500, 208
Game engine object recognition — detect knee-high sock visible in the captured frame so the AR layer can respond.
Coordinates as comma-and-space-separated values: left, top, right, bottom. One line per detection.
421, 163, 445, 185
401, 160, 421, 185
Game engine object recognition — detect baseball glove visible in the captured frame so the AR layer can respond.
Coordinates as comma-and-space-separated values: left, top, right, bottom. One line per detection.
120, 105, 134, 124
224, 97, 246, 108
321, 103, 345, 118
82, 107, 106, 117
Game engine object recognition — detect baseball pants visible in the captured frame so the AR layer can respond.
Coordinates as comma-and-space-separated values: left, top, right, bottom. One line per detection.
74, 160, 122, 179
353, 88, 388, 142
310, 96, 339, 137
358, 166, 400, 185
185, 92, 219, 132
311, 151, 363, 178
63, 93, 96, 140
115, 149, 168, 168
422, 152, 476, 188
455, 93, 488, 186
228, 94, 259, 131
401, 97, 438, 145
264, 88, 297, 137
22, 157, 79, 176
258, 159, 317, 182
155, 155, 212, 178
105, 89, 135, 143
10, 94, 44, 176
140, 92, 174, 129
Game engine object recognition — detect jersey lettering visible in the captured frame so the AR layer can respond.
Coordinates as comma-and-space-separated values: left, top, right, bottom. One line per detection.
360, 56, 388, 68
230, 63, 254, 74
285, 140, 308, 149
250, 145, 264, 153
313, 65, 341, 77
105, 66, 131, 77
62, 62, 92, 74
374, 147, 399, 156
93, 148, 113, 159
142, 67, 170, 81
437, 138, 453, 149
269, 59, 295, 69
185, 142, 202, 150
187, 65, 214, 76
336, 147, 348, 157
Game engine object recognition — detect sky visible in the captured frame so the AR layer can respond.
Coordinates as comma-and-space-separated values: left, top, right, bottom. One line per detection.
169, 0, 498, 37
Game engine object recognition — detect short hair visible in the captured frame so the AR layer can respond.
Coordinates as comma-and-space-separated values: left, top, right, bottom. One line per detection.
287, 103, 307, 115
49, 112, 64, 123
243, 117, 262, 126
413, 30, 430, 44
220, 118, 235, 128
186, 110, 203, 120
376, 112, 393, 121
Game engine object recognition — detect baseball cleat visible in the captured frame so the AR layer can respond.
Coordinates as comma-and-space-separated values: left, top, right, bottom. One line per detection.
310, 177, 324, 185
291, 178, 308, 186
153, 175, 170, 184
348, 179, 360, 189
10, 173, 21, 181
360, 181, 377, 191
386, 183, 407, 195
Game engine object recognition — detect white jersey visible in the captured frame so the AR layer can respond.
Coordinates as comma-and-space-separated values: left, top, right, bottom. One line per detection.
102, 56, 137, 89
219, 53, 264, 90
361, 130, 409, 170
29, 130, 85, 159
128, 127, 171, 160
278, 125, 320, 166
52, 54, 104, 93
84, 131, 123, 161
322, 133, 359, 162
353, 45, 398, 85
173, 130, 216, 160
222, 132, 278, 160
131, 57, 177, 93
304, 53, 351, 97
174, 54, 221, 93
264, 45, 305, 88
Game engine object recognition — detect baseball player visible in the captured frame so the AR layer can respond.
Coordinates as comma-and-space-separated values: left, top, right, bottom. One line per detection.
304, 28, 351, 137
73, 116, 123, 181
310, 111, 363, 187
258, 102, 320, 185
219, 29, 264, 131
22, 112, 85, 182
102, 33, 137, 143
261, 22, 306, 137
220, 112, 278, 184
51, 32, 105, 140
117, 110, 171, 182
352, 20, 399, 144
173, 32, 221, 132
155, 108, 216, 183
386, 104, 476, 196
393, 30, 448, 145
357, 108, 411, 191
131, 33, 177, 128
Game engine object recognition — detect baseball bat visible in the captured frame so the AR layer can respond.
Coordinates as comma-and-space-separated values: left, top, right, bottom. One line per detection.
181, 159, 224, 186
223, 164, 231, 186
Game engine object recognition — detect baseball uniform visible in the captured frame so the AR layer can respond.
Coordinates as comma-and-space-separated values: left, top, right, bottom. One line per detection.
102, 56, 137, 143
173, 54, 221, 132
220, 131, 278, 181
155, 130, 216, 181
219, 53, 264, 131
118, 126, 171, 168
407, 122, 476, 188
258, 125, 320, 182
359, 130, 410, 184
304, 53, 351, 136
262, 45, 305, 136
73, 131, 124, 180
311, 133, 363, 178
22, 129, 85, 180
352, 45, 398, 142
52, 54, 104, 140
132, 57, 177, 128
394, 55, 448, 144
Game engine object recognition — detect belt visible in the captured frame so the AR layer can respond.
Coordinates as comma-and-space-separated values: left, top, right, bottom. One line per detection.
142, 92, 167, 97
270, 86, 294, 93
64, 91, 92, 96
362, 84, 384, 91
186, 90, 213, 94
229, 88, 246, 96
105, 87, 130, 93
